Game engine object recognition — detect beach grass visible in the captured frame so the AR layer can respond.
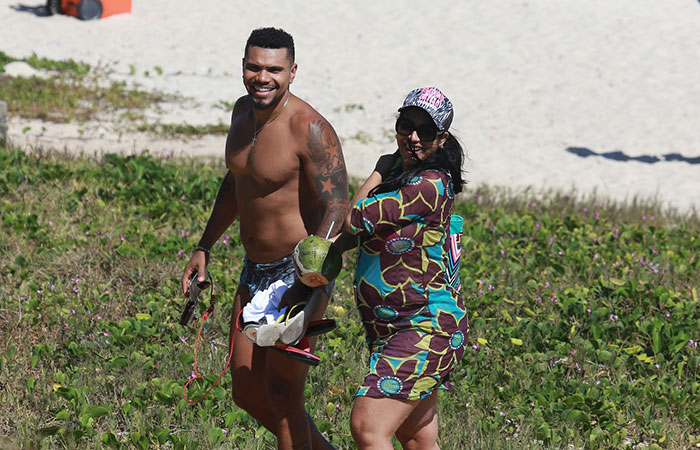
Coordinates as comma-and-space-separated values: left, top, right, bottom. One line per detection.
1, 143, 698, 449
0, 52, 228, 138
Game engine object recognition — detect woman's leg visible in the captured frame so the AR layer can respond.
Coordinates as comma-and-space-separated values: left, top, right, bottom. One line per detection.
395, 391, 439, 450
351, 394, 438, 450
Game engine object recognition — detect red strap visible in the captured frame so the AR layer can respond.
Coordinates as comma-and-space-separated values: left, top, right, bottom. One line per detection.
182, 284, 236, 404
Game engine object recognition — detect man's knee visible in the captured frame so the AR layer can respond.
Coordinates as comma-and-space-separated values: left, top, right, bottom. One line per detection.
232, 382, 261, 413
266, 376, 304, 416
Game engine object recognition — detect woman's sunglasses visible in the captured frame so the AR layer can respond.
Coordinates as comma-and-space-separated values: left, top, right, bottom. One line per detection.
395, 118, 441, 142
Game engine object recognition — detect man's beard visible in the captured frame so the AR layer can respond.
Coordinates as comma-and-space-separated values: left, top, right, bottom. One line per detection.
250, 87, 285, 111
252, 100, 275, 111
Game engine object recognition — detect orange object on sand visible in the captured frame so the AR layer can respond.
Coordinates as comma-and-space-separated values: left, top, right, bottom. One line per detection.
51, 0, 131, 20
100, 0, 131, 18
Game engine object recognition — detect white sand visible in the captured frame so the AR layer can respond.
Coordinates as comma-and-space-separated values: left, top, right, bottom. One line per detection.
2, 0, 699, 214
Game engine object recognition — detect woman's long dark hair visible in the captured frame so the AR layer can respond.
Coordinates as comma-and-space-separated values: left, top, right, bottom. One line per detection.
370, 134, 466, 196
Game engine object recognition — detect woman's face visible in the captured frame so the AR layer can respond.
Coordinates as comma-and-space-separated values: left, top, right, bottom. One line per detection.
395, 107, 448, 170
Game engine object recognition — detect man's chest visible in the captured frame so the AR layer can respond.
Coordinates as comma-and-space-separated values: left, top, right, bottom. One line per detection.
225, 125, 300, 187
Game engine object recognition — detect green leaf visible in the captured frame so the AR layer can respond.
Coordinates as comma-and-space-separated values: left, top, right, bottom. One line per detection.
208, 428, 224, 444
101, 431, 120, 448
623, 345, 643, 354
156, 428, 170, 443
317, 420, 332, 433
55, 410, 71, 420
87, 405, 110, 418
535, 421, 551, 440
566, 409, 589, 424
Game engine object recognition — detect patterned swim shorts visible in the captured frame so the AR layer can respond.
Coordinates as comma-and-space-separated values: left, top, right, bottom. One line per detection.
239, 254, 296, 297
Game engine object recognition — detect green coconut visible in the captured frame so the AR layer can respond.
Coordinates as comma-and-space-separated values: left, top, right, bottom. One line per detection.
293, 235, 342, 287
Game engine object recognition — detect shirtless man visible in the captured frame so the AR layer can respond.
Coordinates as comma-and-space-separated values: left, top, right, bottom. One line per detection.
180, 28, 347, 450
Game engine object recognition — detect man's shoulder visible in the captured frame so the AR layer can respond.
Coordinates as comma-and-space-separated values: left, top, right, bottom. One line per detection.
288, 95, 333, 130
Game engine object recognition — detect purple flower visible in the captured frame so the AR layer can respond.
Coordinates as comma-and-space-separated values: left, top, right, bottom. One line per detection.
609, 314, 618, 322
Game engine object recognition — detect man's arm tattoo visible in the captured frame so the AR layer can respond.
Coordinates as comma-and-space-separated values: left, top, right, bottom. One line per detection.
306, 120, 349, 220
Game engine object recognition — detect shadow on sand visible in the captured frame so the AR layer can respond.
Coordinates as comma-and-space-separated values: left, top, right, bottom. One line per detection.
566, 147, 700, 165
10, 4, 51, 17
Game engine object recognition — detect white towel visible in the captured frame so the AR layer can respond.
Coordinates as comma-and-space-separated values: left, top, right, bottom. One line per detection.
241, 280, 289, 325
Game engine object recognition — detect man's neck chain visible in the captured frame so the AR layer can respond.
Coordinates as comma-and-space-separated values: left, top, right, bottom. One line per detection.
252, 92, 290, 144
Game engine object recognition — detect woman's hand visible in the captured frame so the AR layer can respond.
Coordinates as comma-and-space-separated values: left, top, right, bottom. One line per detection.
333, 231, 358, 253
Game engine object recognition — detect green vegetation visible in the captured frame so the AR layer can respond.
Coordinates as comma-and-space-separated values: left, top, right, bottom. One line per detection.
0, 52, 228, 137
0, 51, 167, 124
0, 144, 699, 449
0, 51, 90, 75
136, 122, 230, 137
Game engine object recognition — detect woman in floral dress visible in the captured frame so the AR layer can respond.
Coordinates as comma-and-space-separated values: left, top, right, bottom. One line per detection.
335, 87, 469, 449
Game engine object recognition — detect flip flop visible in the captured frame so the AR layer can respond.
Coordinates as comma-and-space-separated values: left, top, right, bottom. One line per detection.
279, 283, 334, 345
242, 283, 335, 347
304, 318, 337, 338
271, 337, 321, 366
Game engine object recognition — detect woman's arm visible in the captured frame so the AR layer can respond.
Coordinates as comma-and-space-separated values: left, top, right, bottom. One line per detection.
344, 152, 400, 231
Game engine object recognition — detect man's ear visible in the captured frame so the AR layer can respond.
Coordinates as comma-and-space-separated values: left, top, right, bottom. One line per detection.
289, 63, 298, 84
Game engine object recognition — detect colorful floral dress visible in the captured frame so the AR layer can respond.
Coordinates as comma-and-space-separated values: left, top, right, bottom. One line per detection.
349, 169, 468, 400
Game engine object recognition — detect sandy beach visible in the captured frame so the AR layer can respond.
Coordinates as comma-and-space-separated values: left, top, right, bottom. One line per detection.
2, 0, 699, 214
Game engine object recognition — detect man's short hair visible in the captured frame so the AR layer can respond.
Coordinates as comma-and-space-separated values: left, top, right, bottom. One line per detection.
245, 27, 295, 62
